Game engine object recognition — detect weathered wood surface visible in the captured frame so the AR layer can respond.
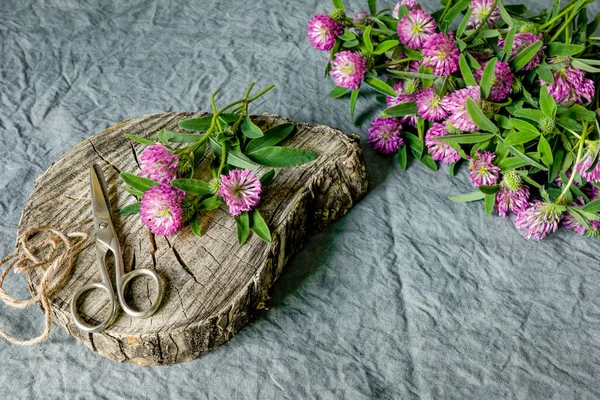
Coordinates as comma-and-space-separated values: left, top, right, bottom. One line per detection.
17, 112, 367, 365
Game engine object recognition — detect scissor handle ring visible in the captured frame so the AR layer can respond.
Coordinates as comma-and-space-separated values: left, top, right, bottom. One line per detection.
70, 283, 117, 333
119, 269, 164, 319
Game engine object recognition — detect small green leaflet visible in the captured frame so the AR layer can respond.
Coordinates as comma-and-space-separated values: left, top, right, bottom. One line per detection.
405, 132, 423, 159
387, 70, 439, 80
510, 41, 543, 71
248, 146, 318, 168
510, 118, 540, 134
330, 86, 350, 98
246, 123, 294, 153
442, 0, 472, 27
448, 192, 486, 202
479, 185, 499, 194
157, 130, 170, 147
498, 157, 528, 171
119, 202, 141, 216
546, 43, 585, 57
535, 66, 554, 84
149, 130, 203, 143
459, 54, 477, 86
350, 89, 359, 120
382, 101, 418, 117
170, 179, 213, 196
497, 0, 513, 26
178, 113, 238, 131
122, 131, 155, 145
548, 146, 564, 183
539, 86, 557, 118
397, 145, 408, 170
481, 58, 498, 100
502, 28, 516, 62
484, 193, 496, 216
120, 172, 160, 192
506, 146, 548, 171
503, 130, 540, 147
373, 40, 399, 55
436, 133, 495, 144
457, 7, 474, 37
363, 26, 373, 53
209, 137, 260, 170
198, 195, 223, 211
234, 212, 250, 245
583, 199, 600, 213
189, 217, 202, 237
250, 209, 271, 242
338, 30, 356, 41
241, 116, 264, 139
466, 98, 498, 133
511, 108, 546, 123
368, 0, 377, 15
332, 0, 344, 11
364, 77, 397, 97
122, 185, 144, 198
570, 59, 600, 74
419, 154, 438, 171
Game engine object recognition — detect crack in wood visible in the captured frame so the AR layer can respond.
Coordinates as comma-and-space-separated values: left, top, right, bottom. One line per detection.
88, 139, 122, 174
169, 332, 179, 362
129, 141, 140, 170
148, 230, 157, 268
171, 245, 200, 285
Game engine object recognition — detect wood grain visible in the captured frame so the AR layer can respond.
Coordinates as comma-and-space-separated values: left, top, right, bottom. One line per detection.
17, 112, 367, 365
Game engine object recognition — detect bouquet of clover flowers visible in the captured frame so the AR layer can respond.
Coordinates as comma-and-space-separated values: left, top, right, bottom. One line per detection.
118, 84, 317, 244
308, 0, 600, 240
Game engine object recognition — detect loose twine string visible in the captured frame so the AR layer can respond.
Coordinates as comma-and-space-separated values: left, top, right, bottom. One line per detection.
0, 226, 89, 345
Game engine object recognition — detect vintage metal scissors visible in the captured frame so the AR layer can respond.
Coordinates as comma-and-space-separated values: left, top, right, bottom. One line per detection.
70, 163, 164, 333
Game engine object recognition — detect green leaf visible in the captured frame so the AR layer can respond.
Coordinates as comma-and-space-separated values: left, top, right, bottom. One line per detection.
241, 116, 264, 139
382, 101, 418, 117
548, 146, 564, 183
546, 43, 585, 57
373, 40, 399, 55
209, 137, 260, 170
122, 131, 155, 145
350, 89, 359, 120
536, 66, 554, 84
246, 123, 294, 153
557, 104, 597, 122
332, 0, 344, 9
510, 41, 543, 71
457, 8, 474, 38
502, 28, 516, 62
510, 118, 540, 134
539, 86, 557, 117
198, 195, 223, 211
419, 154, 438, 171
405, 133, 423, 159
178, 113, 238, 131
234, 212, 250, 245
397, 145, 408, 170
386, 70, 440, 80
582, 199, 600, 213
443, 0, 472, 26
448, 192, 486, 202
120, 172, 160, 193
119, 202, 141, 216
481, 58, 498, 100
149, 130, 203, 143
338, 29, 356, 41
170, 179, 212, 196
459, 53, 477, 86
368, 0, 377, 15
189, 216, 202, 237
484, 193, 496, 216
498, 157, 528, 171
260, 170, 275, 186
122, 185, 144, 198
497, 0, 514, 26
247, 147, 318, 168
506, 146, 548, 170
364, 77, 397, 97
567, 208, 592, 231
343, 39, 359, 48
571, 59, 600, 74
157, 130, 170, 147
511, 108, 547, 123
479, 185, 499, 194
537, 136, 553, 167
466, 98, 499, 133
363, 26, 373, 53
249, 209, 271, 242
436, 133, 495, 144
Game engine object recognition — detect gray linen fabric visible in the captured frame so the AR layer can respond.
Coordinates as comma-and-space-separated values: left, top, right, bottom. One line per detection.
1, 0, 600, 398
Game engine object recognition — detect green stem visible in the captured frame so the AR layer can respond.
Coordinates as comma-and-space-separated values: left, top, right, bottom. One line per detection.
464, 0, 498, 42
440, 0, 454, 21
375, 58, 412, 69
540, 0, 580, 30
557, 126, 588, 203
218, 141, 227, 176
548, 5, 581, 43
374, 7, 393, 17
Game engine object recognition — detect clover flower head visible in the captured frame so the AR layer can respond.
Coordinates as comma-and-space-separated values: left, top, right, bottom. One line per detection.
515, 201, 563, 240
307, 14, 343, 51
140, 144, 179, 185
397, 9, 435, 50
329, 51, 368, 90
367, 117, 404, 154
425, 123, 461, 164
140, 185, 185, 236
218, 169, 262, 216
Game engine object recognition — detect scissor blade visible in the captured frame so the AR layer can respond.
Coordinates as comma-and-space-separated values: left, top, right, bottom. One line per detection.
90, 163, 115, 230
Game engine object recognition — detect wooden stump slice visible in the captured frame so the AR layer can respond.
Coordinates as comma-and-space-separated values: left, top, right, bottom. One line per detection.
17, 112, 367, 365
